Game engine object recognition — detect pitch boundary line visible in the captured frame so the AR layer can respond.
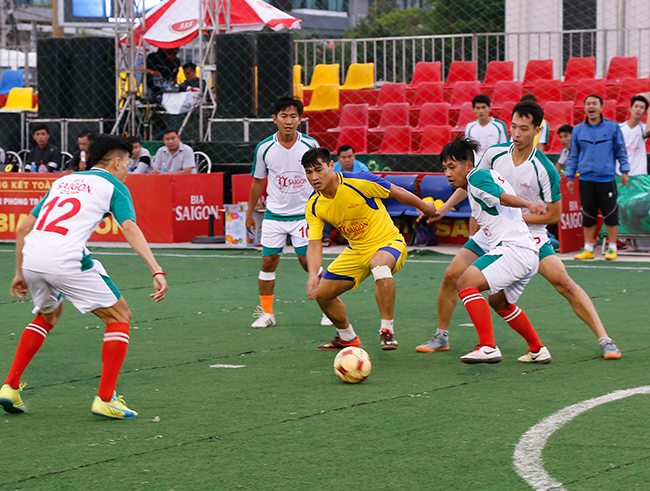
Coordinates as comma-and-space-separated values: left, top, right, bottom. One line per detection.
513, 385, 650, 491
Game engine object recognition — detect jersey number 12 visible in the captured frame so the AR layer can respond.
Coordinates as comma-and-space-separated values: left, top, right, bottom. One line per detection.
35, 196, 81, 236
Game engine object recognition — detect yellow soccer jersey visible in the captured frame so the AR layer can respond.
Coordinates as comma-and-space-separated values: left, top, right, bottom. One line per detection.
306, 171, 403, 252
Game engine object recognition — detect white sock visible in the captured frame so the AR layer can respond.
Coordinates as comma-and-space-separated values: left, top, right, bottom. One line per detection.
598, 337, 611, 344
436, 328, 449, 338
608, 243, 617, 252
337, 325, 356, 341
584, 242, 594, 252
380, 319, 394, 333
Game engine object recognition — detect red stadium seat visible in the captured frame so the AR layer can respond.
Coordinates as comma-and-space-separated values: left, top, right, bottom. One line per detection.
481, 61, 514, 98
544, 101, 574, 133
448, 81, 481, 125
451, 102, 475, 136
546, 134, 564, 154
523, 59, 554, 92
337, 126, 368, 154
602, 99, 617, 121
369, 103, 410, 134
563, 57, 595, 100
606, 57, 638, 83
370, 82, 407, 109
615, 77, 650, 121
408, 62, 442, 88
498, 101, 517, 132
414, 102, 450, 130
327, 103, 369, 137
417, 125, 452, 154
374, 126, 412, 154
531, 79, 563, 107
491, 81, 522, 112
411, 82, 444, 108
444, 60, 478, 100
572, 79, 606, 123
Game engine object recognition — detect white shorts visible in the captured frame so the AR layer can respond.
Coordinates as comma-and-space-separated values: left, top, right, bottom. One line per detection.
24, 259, 121, 315
473, 243, 539, 304
261, 218, 309, 255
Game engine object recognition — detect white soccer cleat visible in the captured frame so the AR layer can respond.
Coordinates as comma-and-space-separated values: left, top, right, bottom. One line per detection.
251, 306, 276, 328
460, 345, 503, 364
320, 313, 333, 326
518, 346, 552, 364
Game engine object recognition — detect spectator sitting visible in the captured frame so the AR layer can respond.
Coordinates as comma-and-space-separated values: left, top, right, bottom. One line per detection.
333, 145, 369, 173
27, 123, 61, 173
179, 63, 200, 92
127, 136, 153, 174
152, 128, 195, 174
66, 130, 96, 172
555, 124, 573, 173
146, 48, 182, 100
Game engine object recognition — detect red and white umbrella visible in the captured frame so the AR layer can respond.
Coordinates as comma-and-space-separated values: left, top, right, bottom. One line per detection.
135, 0, 301, 49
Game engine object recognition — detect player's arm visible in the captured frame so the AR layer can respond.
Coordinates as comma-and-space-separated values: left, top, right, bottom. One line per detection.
121, 219, 168, 302
522, 200, 561, 225
389, 184, 437, 217
499, 193, 546, 214
423, 187, 468, 224
306, 239, 323, 300
246, 178, 265, 234
10, 213, 37, 299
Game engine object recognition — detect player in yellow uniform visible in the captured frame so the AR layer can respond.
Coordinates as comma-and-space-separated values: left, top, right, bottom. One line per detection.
302, 148, 437, 350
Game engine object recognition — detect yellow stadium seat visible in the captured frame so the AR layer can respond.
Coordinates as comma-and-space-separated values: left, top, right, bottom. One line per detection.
293, 65, 302, 85
177, 66, 202, 83
304, 84, 340, 111
1, 87, 35, 111
304, 64, 340, 91
294, 83, 304, 102
341, 63, 375, 90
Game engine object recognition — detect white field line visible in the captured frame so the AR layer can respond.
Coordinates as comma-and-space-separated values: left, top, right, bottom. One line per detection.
513, 385, 650, 491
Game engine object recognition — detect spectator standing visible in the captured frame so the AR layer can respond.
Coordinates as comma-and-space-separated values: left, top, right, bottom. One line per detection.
333, 145, 369, 173
67, 130, 96, 172
179, 63, 201, 92
555, 124, 573, 173
617, 95, 650, 176
464, 94, 509, 162
27, 124, 62, 173
127, 136, 153, 174
152, 128, 195, 174
566, 94, 629, 261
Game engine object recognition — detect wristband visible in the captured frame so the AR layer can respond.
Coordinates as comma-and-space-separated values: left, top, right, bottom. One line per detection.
153, 272, 168, 277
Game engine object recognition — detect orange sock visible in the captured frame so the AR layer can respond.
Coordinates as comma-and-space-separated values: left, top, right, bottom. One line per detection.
496, 304, 543, 352
98, 322, 130, 402
459, 288, 495, 348
260, 295, 274, 315
5, 316, 53, 389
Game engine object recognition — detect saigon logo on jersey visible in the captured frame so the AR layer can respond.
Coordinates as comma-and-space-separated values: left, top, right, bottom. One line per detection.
277, 171, 308, 194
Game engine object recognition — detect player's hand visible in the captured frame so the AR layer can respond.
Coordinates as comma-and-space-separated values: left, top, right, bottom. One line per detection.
151, 168, 161, 174
621, 173, 629, 186
566, 180, 574, 194
527, 203, 547, 215
306, 275, 320, 300
10, 274, 28, 299
245, 215, 256, 234
151, 275, 168, 302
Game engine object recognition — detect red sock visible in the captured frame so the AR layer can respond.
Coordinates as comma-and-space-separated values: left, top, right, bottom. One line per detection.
496, 304, 544, 352
98, 322, 130, 402
5, 316, 53, 389
458, 288, 495, 348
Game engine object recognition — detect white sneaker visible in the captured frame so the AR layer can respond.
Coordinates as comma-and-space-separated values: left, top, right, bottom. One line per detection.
518, 346, 552, 364
320, 313, 333, 326
251, 306, 276, 328
460, 345, 502, 364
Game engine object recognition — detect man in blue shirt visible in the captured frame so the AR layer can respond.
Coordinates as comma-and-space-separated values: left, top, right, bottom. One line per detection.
566, 94, 629, 261
333, 145, 369, 173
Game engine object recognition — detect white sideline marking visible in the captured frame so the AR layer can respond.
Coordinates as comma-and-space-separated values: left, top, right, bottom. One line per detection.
209, 364, 246, 368
513, 385, 650, 491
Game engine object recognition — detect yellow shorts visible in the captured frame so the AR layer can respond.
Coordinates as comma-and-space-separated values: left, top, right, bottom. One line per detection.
323, 239, 407, 290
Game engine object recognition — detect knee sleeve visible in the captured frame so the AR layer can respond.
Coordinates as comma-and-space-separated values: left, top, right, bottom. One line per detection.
259, 271, 276, 281
371, 265, 392, 282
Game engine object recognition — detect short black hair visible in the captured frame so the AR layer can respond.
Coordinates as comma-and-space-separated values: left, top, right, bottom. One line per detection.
126, 136, 141, 144
630, 94, 649, 111
337, 144, 354, 155
182, 62, 197, 71
520, 94, 537, 103
512, 101, 545, 127
78, 129, 96, 141
301, 147, 331, 169
163, 127, 179, 136
472, 94, 491, 108
32, 123, 49, 135
584, 93, 603, 105
274, 95, 304, 116
440, 135, 480, 165
557, 124, 573, 135
89, 134, 133, 167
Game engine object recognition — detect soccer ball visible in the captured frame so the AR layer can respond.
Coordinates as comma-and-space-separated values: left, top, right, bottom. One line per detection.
333, 347, 372, 383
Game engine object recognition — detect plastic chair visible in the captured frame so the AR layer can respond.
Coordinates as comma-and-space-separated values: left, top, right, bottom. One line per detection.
606, 57, 637, 83
411, 82, 444, 108
446, 60, 478, 85
451, 102, 476, 133
418, 174, 471, 218
414, 103, 450, 131
336, 126, 368, 154
293, 65, 302, 85
602, 99, 618, 121
0, 69, 24, 95
195, 151, 212, 173
523, 59, 554, 91
381, 174, 417, 216
572, 79, 606, 123
1, 87, 35, 111
408, 62, 442, 88
327, 103, 369, 136
498, 101, 517, 131
544, 101, 574, 132
417, 125, 452, 154
490, 81, 523, 112
449, 81, 481, 109
564, 57, 596, 85
368, 103, 410, 133
304, 84, 340, 112
341, 63, 374, 90
305, 64, 340, 90
531, 79, 563, 107
481, 61, 514, 97
374, 126, 412, 154
615, 78, 650, 121
370, 82, 407, 109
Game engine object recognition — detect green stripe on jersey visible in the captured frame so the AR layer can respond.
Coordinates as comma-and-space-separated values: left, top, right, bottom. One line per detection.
251, 135, 275, 176
264, 210, 306, 221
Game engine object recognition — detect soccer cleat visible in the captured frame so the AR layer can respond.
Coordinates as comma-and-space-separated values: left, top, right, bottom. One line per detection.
317, 335, 361, 350
251, 306, 276, 328
416, 332, 450, 353
460, 345, 502, 364
0, 383, 26, 414
379, 329, 399, 351
600, 339, 622, 360
91, 393, 138, 420
518, 346, 552, 364
320, 313, 333, 326
574, 248, 595, 260
604, 248, 617, 261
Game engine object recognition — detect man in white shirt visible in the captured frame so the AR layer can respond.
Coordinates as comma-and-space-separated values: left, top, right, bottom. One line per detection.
464, 94, 509, 162
127, 136, 153, 174
555, 124, 573, 173
152, 128, 196, 174
617, 95, 650, 176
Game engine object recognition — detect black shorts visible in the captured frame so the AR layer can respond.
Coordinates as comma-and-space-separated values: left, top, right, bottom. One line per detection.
579, 180, 618, 227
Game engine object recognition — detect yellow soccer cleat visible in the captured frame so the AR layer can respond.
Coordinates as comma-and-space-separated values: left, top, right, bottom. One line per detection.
574, 248, 595, 260
91, 393, 138, 420
604, 248, 617, 261
0, 383, 26, 414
